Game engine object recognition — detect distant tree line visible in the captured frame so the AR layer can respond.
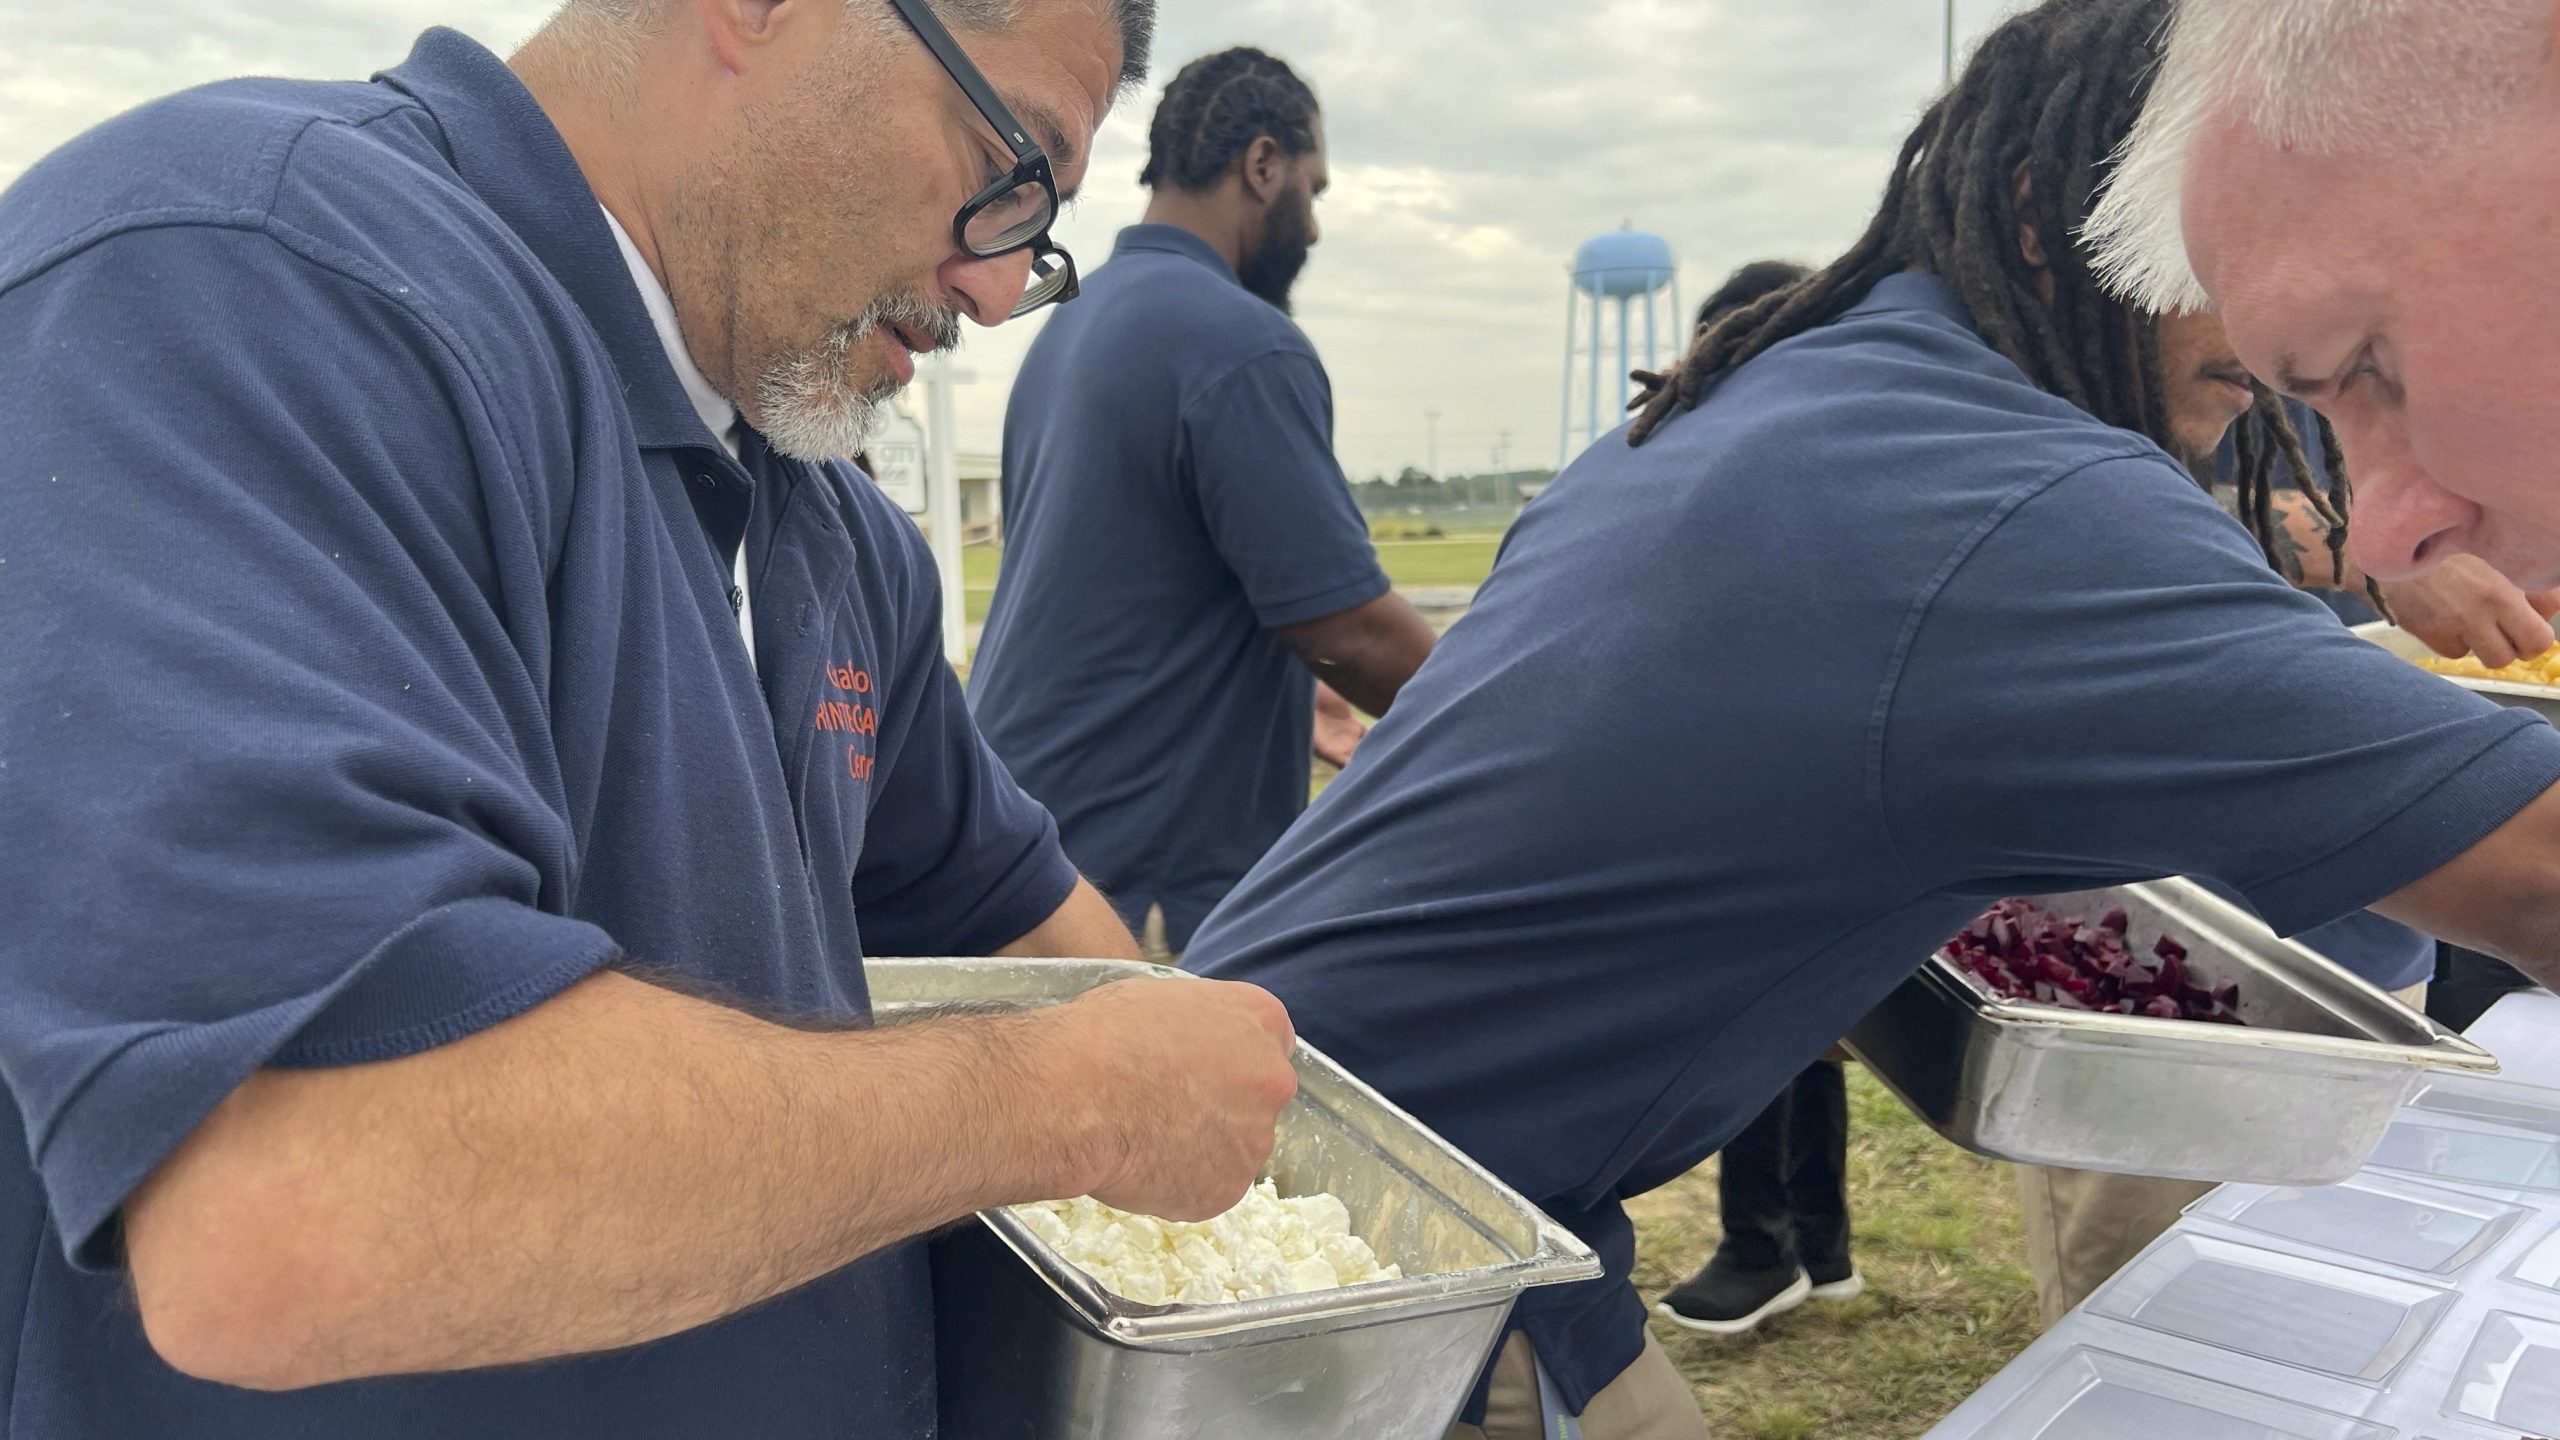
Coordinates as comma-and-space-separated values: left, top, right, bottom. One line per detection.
1352, 467, 1555, 510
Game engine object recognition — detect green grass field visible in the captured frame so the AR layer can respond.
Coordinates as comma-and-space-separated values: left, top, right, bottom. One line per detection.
1371, 536, 1505, 590
960, 533, 1503, 629
1630, 1070, 2038, 1438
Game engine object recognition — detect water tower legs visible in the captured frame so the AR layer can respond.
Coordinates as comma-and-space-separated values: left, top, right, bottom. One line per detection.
1586, 280, 1603, 462
1558, 288, 1578, 471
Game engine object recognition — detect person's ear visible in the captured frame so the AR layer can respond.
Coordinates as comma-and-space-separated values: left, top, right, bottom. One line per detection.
1239, 135, 1287, 207
694, 0, 813, 76
2011, 161, 2050, 273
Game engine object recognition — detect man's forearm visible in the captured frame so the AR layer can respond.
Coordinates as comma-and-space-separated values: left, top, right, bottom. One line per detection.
126, 971, 1098, 1390
998, 877, 1142, 960
2378, 780, 2560, 991
1278, 591, 1436, 717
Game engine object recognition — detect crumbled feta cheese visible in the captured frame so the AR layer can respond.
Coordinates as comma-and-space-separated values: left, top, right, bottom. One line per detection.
1014, 1180, 1402, 1305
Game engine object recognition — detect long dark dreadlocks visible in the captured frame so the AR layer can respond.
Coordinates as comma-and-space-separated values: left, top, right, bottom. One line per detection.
1628, 0, 2375, 611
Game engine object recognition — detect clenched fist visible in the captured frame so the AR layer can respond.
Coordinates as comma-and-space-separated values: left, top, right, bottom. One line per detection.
1034, 977, 1299, 1221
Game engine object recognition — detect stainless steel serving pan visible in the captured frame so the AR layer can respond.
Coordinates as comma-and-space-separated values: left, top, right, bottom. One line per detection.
1844, 879, 2496, 1186
865, 957, 1601, 1440
2355, 620, 2560, 726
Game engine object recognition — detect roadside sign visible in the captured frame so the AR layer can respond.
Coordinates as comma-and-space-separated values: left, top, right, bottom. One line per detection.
868, 411, 929, 514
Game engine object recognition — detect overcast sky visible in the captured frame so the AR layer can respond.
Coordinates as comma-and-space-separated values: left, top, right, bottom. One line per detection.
0, 0, 2032, 479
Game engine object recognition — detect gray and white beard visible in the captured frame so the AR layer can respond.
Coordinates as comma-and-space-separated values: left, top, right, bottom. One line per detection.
753, 293, 961, 462
755, 320, 901, 463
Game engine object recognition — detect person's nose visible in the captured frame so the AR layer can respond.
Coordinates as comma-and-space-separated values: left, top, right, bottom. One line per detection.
942, 249, 1036, 327
2338, 420, 2475, 582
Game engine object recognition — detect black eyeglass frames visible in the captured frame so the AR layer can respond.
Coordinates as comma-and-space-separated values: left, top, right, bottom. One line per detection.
884, 0, 1079, 317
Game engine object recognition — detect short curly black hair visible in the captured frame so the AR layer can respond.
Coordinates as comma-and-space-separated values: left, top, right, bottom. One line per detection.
1138, 47, 1320, 193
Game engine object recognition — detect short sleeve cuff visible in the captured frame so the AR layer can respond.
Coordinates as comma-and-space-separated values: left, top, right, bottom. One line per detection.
873, 838, 1082, 958
1251, 567, 1394, 631
2248, 719, 2560, 936
44, 897, 616, 1269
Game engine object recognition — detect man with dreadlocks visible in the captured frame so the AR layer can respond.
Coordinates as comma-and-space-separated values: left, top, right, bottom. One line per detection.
972, 46, 1435, 958
1185, 1, 2560, 1434
1648, 260, 1874, 1342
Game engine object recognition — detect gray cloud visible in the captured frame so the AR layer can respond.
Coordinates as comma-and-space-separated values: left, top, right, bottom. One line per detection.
0, 0, 2026, 476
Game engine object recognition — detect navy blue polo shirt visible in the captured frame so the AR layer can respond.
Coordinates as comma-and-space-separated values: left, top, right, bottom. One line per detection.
0, 30, 1073, 1439
1185, 273, 2560, 1415
969, 225, 1389, 951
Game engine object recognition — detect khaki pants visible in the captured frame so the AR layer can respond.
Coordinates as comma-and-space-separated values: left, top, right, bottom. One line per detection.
1140, 905, 1179, 965
2019, 980, 2428, 1324
1445, 1328, 1712, 1440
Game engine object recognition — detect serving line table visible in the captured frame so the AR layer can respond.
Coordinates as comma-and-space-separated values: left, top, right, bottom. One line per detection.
1925, 988, 2560, 1438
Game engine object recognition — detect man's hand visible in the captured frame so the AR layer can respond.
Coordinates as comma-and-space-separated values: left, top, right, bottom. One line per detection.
1036, 977, 1299, 1219
2382, 554, 2560, 667
1313, 682, 1369, 769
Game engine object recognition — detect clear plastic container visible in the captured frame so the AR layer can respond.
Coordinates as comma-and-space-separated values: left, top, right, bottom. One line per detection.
2447, 1311, 2560, 1432
1969, 1347, 2395, 1439
2505, 1220, 2560, 1294
2187, 1174, 2526, 1278
2090, 1234, 2452, 1383
2367, 1107, 2560, 1191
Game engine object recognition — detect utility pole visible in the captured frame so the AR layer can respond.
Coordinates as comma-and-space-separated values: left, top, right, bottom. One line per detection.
1943, 0, 1956, 86
1425, 409, 1441, 482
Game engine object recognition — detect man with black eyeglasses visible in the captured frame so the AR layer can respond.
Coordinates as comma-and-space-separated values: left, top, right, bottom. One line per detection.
0, 1, 1300, 1435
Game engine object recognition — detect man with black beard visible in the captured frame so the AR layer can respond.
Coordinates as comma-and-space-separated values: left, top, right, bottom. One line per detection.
973, 48, 1435, 958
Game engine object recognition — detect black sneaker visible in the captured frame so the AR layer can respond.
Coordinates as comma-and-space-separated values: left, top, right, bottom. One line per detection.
1805, 1257, 1865, 1303
1654, 1254, 1811, 1336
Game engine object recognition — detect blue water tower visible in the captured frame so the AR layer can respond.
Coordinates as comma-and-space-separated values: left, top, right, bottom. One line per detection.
1559, 225, 1681, 465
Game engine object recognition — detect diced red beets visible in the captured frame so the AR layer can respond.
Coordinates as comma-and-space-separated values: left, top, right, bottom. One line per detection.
1945, 899, 2243, 1025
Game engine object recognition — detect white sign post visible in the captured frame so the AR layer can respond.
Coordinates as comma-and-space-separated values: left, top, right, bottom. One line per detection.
867, 410, 929, 515
918, 356, 973, 667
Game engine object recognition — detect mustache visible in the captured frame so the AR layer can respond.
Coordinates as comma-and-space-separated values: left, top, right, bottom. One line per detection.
849, 290, 962, 355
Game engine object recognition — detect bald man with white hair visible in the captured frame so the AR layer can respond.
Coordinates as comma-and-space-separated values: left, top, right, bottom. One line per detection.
2088, 0, 2560, 590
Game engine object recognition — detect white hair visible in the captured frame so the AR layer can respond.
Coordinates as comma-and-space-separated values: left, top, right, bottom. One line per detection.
2084, 0, 2550, 314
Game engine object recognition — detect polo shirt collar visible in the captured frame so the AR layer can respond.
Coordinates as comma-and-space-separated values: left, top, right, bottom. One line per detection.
600, 206, 741, 457
1844, 271, 1978, 333
376, 28, 721, 454
1112, 223, 1239, 285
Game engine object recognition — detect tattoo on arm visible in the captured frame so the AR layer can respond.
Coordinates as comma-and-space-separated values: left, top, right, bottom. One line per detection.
2269, 515, 2310, 585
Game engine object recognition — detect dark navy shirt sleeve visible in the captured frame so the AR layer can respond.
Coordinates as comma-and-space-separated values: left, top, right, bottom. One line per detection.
846, 488, 1079, 955
0, 225, 617, 1266
1182, 351, 1391, 629
1881, 454, 2560, 934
